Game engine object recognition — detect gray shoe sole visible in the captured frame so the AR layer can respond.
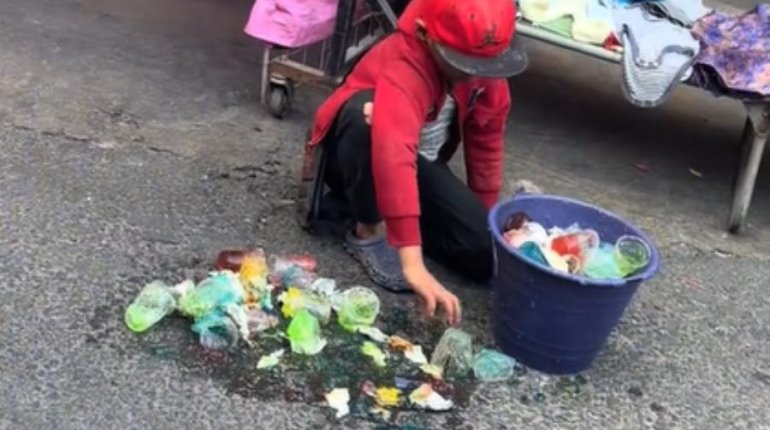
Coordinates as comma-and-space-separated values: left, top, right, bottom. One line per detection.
344, 232, 410, 293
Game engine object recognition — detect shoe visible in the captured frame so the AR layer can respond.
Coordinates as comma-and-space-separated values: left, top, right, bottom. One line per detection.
344, 231, 410, 292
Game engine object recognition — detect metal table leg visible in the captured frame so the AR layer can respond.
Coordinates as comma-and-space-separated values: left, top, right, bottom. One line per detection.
260, 46, 272, 106
727, 103, 770, 233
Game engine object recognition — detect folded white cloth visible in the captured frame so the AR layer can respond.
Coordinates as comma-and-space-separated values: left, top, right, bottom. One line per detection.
520, 0, 614, 44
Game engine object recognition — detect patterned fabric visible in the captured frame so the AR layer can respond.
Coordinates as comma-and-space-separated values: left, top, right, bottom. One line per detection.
686, 63, 770, 101
691, 5, 770, 96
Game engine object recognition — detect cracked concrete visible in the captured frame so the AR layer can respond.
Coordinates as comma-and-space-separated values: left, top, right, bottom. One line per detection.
0, 0, 768, 429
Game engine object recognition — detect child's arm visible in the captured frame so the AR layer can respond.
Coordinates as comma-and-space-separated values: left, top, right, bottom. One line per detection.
370, 64, 433, 248
463, 78, 511, 209
369, 62, 461, 326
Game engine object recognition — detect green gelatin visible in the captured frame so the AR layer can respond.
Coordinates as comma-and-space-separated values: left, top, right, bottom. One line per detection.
287, 309, 327, 355
583, 243, 623, 280
337, 287, 380, 331
614, 235, 651, 277
125, 281, 176, 333
473, 349, 516, 382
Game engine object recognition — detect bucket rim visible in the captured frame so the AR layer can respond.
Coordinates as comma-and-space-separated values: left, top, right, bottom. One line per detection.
488, 193, 661, 287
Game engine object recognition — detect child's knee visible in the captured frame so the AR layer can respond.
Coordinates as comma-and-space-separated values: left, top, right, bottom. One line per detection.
464, 239, 494, 281
445, 234, 493, 281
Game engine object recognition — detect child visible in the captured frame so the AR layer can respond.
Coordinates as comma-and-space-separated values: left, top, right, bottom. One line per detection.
298, 0, 527, 325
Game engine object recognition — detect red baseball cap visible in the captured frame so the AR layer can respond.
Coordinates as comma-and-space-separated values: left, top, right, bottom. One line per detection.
420, 0, 527, 77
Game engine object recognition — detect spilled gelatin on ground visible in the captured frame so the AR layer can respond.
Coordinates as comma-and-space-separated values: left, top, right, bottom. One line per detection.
131, 298, 590, 428
137, 307, 481, 424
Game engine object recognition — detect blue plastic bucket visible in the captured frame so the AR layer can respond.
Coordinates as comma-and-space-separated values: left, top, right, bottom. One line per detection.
489, 194, 660, 374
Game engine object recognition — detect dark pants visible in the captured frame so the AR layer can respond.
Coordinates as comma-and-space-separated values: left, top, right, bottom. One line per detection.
324, 91, 494, 281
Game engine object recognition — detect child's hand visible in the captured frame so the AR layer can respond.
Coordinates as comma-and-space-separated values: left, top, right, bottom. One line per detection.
363, 102, 373, 125
407, 268, 462, 326
399, 246, 461, 326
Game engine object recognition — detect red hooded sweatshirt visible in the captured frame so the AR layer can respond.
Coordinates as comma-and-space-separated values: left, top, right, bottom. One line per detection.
307, 0, 510, 248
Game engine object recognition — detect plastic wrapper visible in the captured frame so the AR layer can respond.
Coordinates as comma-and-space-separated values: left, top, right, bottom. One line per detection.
404, 346, 428, 365
278, 287, 332, 324
358, 326, 389, 343
310, 278, 337, 297
245, 308, 279, 333
503, 213, 652, 279
374, 387, 402, 407
430, 328, 473, 376
168, 280, 194, 305
325, 388, 350, 418
551, 230, 599, 259
420, 363, 444, 379
504, 221, 549, 249
269, 254, 317, 289
179, 271, 244, 318
192, 309, 240, 350
361, 341, 388, 367
408, 383, 453, 411
257, 349, 284, 369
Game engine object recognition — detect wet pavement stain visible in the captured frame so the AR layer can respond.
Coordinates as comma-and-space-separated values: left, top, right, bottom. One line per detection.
555, 375, 588, 397
136, 311, 480, 425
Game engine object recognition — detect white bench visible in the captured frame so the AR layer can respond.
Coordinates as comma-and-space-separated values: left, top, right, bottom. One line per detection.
516, 16, 770, 234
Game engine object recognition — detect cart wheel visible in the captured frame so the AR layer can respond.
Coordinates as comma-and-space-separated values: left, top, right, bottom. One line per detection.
268, 86, 290, 119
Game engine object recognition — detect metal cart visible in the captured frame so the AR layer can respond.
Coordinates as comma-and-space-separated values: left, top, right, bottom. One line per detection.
259, 0, 398, 118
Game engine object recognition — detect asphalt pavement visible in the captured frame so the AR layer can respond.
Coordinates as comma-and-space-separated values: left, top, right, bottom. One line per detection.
0, 0, 768, 429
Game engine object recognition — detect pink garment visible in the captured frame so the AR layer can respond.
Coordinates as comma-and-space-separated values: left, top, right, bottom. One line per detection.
245, 0, 361, 48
